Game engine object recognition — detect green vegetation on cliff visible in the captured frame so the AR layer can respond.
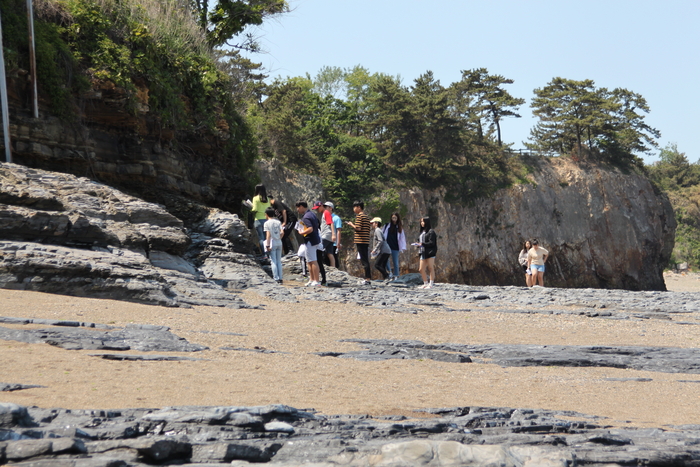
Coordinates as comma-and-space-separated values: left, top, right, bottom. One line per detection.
1, 0, 287, 177
250, 67, 660, 217
647, 144, 700, 269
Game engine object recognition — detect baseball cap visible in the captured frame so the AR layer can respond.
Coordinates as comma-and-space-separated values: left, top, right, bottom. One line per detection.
312, 201, 323, 209
323, 201, 334, 209
370, 217, 382, 223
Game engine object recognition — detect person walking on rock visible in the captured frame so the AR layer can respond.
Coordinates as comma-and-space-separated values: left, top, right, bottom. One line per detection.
251, 184, 271, 257
264, 207, 284, 284
346, 200, 371, 285
527, 238, 548, 287
415, 216, 437, 289
371, 217, 391, 280
382, 212, 406, 280
519, 240, 533, 287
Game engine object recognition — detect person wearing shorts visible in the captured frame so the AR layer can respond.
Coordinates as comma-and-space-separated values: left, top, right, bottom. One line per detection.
296, 201, 322, 287
527, 238, 548, 287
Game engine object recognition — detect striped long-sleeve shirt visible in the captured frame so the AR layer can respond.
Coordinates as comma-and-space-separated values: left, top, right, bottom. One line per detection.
353, 212, 371, 245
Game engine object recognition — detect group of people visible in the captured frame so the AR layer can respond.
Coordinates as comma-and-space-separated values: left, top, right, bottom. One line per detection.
249, 184, 438, 288
518, 239, 549, 287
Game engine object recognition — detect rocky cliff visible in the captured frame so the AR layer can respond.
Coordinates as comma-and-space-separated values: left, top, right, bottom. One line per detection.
0, 163, 298, 307
4, 78, 249, 216
397, 157, 675, 290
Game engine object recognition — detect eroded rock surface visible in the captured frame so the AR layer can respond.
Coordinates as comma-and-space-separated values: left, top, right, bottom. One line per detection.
0, 163, 294, 307
1, 403, 699, 466
0, 318, 207, 352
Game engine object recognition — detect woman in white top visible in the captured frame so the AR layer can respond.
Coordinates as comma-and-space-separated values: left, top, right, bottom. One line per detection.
518, 240, 532, 287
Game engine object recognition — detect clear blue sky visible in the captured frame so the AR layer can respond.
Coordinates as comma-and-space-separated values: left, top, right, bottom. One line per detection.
243, 0, 700, 164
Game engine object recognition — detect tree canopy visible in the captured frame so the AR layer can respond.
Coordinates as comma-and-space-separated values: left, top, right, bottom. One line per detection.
190, 0, 288, 47
527, 77, 660, 165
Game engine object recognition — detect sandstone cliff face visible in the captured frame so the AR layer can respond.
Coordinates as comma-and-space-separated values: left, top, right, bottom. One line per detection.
398, 157, 675, 290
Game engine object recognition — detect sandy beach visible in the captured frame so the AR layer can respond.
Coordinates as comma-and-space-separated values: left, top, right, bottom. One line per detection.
1, 273, 699, 430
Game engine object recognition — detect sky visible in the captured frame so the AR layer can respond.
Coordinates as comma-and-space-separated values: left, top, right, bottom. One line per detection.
242, 0, 700, 164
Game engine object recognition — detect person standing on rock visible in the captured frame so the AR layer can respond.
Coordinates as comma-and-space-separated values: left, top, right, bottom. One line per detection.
527, 238, 548, 287
519, 240, 533, 287
382, 212, 406, 280
346, 200, 371, 285
296, 201, 322, 287
251, 184, 271, 257
264, 207, 284, 284
311, 202, 329, 285
314, 201, 337, 268
325, 201, 343, 267
269, 194, 297, 255
371, 217, 392, 280
415, 216, 437, 289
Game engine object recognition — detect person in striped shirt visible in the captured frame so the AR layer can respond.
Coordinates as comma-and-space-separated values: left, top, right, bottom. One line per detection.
346, 200, 372, 285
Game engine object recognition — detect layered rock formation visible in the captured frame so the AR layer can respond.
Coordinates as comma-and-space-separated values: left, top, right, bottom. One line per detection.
0, 163, 294, 307
397, 157, 675, 290
5, 79, 248, 213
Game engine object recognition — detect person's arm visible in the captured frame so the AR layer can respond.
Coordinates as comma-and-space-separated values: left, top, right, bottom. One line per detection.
371, 230, 382, 256
336, 227, 341, 249
281, 206, 287, 227
329, 213, 337, 242
265, 230, 272, 251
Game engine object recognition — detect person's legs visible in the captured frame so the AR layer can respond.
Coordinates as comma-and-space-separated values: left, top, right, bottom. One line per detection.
537, 270, 545, 287
426, 257, 436, 285
281, 227, 294, 255
253, 219, 266, 255
304, 243, 320, 284
270, 245, 283, 281
316, 247, 327, 284
376, 253, 390, 279
392, 250, 400, 278
323, 239, 335, 268
419, 258, 428, 285
356, 244, 371, 280
308, 261, 319, 283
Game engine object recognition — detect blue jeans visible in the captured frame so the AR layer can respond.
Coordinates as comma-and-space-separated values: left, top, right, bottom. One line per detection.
253, 219, 266, 255
269, 244, 283, 281
387, 249, 400, 277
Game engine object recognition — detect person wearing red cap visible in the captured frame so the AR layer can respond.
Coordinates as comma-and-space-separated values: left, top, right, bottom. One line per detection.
314, 201, 337, 268
311, 201, 329, 285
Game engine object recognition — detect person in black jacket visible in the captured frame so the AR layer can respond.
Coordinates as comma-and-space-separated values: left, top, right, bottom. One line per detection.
416, 217, 437, 289
269, 194, 297, 255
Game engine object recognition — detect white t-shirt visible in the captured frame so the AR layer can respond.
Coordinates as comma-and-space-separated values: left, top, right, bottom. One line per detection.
264, 218, 283, 248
